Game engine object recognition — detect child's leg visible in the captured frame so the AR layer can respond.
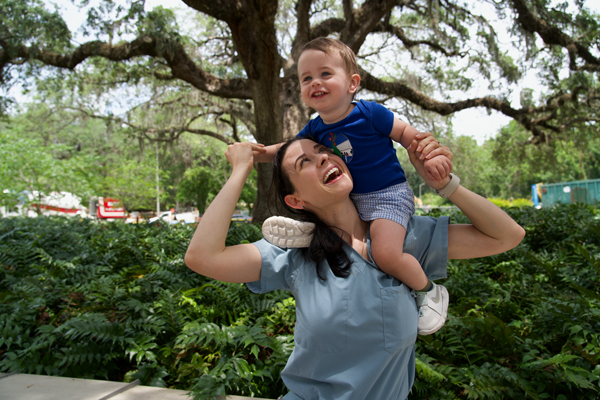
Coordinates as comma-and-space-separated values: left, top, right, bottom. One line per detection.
370, 217, 448, 335
370, 218, 428, 290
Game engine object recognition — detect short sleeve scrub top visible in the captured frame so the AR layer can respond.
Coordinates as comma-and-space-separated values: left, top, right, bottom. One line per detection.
247, 215, 449, 400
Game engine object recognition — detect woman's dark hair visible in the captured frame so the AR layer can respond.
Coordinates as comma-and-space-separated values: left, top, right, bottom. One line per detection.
271, 137, 353, 280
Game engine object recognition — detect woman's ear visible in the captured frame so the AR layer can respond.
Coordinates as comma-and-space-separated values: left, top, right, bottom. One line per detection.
348, 74, 361, 94
284, 194, 304, 210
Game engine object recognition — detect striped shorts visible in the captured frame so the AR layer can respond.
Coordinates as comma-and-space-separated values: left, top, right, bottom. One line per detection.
350, 181, 415, 229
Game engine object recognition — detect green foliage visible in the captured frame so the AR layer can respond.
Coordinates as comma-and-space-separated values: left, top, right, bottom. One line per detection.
0, 132, 96, 210
412, 203, 600, 399
0, 101, 235, 213
0, 217, 290, 399
2, 205, 599, 399
489, 120, 600, 198
0, 0, 72, 111
487, 197, 533, 208
177, 166, 220, 214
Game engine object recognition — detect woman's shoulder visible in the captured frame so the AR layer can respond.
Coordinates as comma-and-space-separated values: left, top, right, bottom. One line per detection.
251, 239, 310, 287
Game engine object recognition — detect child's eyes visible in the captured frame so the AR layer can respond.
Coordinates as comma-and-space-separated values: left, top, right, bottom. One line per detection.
322, 71, 330, 77
302, 76, 311, 82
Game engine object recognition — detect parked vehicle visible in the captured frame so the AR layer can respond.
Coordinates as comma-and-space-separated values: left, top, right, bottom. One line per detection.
231, 213, 252, 222
148, 210, 198, 225
0, 191, 88, 218
89, 197, 126, 219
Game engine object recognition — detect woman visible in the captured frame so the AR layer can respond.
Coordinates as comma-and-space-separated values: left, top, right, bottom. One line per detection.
185, 138, 525, 399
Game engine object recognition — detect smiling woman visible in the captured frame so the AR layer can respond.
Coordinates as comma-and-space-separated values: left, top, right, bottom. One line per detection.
184, 139, 525, 399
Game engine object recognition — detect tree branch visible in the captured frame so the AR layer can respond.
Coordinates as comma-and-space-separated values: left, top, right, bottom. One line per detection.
340, 0, 401, 53
293, 0, 314, 58
70, 107, 234, 145
16, 35, 252, 99
371, 21, 465, 57
309, 18, 346, 39
510, 0, 600, 71
179, 128, 234, 144
361, 69, 521, 117
361, 70, 588, 140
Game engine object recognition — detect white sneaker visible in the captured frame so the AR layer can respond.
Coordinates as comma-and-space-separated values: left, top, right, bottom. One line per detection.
414, 282, 449, 335
262, 216, 315, 248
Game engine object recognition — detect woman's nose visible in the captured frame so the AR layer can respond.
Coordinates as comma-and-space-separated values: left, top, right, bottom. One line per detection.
317, 152, 328, 166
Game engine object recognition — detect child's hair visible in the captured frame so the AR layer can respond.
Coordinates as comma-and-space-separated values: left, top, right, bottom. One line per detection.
299, 37, 360, 77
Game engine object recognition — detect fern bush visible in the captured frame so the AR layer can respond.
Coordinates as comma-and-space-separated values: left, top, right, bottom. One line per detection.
412, 204, 600, 399
1, 204, 599, 399
0, 217, 291, 399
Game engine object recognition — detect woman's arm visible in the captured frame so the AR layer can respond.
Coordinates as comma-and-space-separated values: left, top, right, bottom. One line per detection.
407, 141, 526, 259
445, 185, 526, 259
184, 142, 263, 283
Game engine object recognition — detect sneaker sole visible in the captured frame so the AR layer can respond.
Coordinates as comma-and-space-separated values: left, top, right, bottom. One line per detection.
418, 285, 449, 335
262, 216, 314, 248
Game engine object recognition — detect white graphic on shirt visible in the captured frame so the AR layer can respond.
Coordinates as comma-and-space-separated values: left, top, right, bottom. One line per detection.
327, 132, 353, 163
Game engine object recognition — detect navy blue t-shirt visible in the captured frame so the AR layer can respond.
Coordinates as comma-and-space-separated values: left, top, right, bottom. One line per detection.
297, 100, 406, 194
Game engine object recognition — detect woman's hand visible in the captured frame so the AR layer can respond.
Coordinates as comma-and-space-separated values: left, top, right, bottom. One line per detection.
225, 142, 261, 173
407, 139, 453, 190
407, 138, 526, 260
414, 133, 453, 161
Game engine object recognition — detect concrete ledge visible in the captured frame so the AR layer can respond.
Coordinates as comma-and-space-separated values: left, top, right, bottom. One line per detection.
0, 373, 273, 400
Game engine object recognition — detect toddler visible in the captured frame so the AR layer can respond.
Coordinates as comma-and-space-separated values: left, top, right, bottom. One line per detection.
256, 38, 453, 335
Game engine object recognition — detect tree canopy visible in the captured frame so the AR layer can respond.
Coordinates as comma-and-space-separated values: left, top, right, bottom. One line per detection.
1, 0, 599, 219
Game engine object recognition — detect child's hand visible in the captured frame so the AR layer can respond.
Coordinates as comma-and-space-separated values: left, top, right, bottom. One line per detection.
247, 142, 267, 163
423, 155, 452, 182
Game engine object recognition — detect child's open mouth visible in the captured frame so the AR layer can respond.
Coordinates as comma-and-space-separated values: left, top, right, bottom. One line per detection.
312, 91, 327, 98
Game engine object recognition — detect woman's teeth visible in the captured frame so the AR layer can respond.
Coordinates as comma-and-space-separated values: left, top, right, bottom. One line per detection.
323, 167, 339, 183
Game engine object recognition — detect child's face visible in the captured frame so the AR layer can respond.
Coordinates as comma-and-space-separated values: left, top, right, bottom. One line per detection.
297, 49, 359, 118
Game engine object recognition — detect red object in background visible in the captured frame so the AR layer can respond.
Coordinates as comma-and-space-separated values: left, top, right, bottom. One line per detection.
29, 204, 79, 214
97, 197, 125, 219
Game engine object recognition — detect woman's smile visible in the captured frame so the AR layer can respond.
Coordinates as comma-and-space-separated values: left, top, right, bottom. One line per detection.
323, 166, 343, 184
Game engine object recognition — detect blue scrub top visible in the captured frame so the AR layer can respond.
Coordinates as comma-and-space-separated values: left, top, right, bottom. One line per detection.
247, 215, 449, 400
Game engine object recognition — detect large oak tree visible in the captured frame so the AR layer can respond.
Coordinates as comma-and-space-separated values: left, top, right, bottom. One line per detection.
2, 0, 598, 220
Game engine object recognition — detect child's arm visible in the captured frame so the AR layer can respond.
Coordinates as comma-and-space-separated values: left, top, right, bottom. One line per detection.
249, 143, 280, 163
389, 117, 445, 158
389, 117, 452, 181
389, 117, 426, 149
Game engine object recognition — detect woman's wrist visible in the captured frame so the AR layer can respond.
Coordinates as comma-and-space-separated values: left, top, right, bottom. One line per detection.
231, 163, 253, 179
435, 173, 461, 198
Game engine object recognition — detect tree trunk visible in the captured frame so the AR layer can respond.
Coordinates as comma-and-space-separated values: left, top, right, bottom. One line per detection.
225, 0, 282, 223
281, 74, 311, 140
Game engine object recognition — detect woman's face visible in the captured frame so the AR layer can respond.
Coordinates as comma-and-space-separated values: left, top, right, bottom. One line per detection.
282, 139, 353, 211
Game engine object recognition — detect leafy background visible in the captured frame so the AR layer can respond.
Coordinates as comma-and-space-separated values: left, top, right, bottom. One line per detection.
1, 204, 599, 399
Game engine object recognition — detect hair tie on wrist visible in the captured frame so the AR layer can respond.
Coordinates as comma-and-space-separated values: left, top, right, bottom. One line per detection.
436, 173, 460, 199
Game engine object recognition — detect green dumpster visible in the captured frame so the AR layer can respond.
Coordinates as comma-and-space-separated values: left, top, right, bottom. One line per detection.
540, 178, 600, 207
